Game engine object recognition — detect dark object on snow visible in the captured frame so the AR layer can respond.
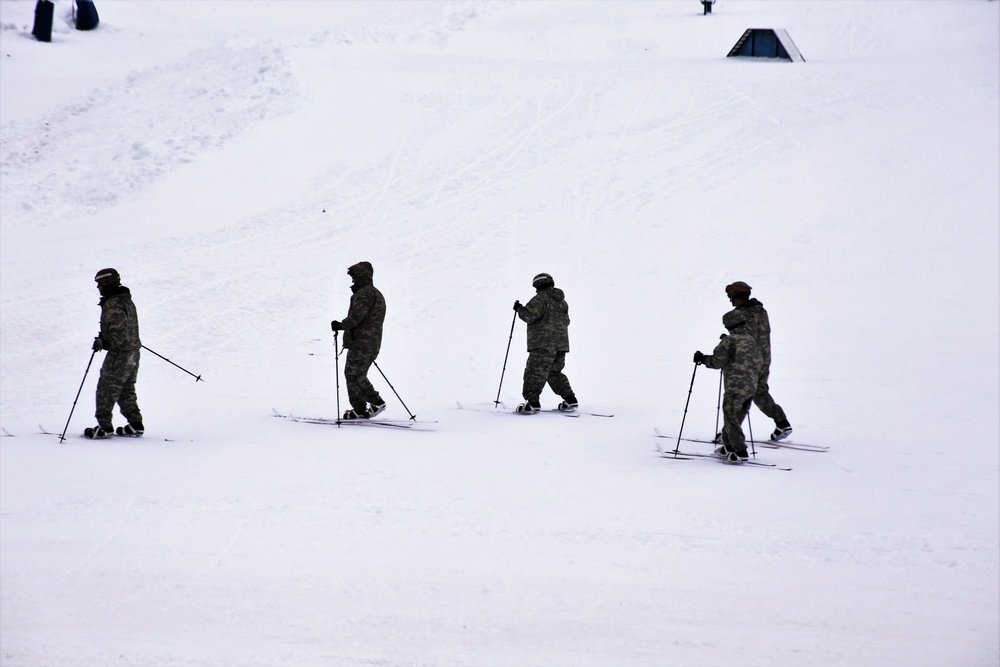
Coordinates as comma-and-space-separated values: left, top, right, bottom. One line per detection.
31, 0, 53, 42
727, 28, 805, 62
702, 0, 715, 15
75, 0, 99, 31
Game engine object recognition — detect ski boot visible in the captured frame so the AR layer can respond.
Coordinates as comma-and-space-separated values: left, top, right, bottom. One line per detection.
556, 396, 578, 412
722, 449, 749, 464
83, 425, 112, 439
515, 400, 541, 414
770, 420, 793, 442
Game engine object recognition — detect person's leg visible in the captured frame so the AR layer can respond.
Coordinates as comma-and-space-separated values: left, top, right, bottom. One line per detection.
752, 372, 787, 422
344, 349, 377, 413
545, 352, 576, 404
721, 392, 753, 457
116, 350, 143, 430
522, 350, 555, 407
95, 351, 132, 430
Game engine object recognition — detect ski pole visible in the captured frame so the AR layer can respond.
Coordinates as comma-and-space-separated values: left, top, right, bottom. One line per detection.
745, 404, 757, 458
373, 361, 416, 421
333, 332, 341, 428
494, 311, 517, 408
713, 370, 723, 444
59, 349, 97, 443
672, 361, 699, 455
141, 345, 203, 382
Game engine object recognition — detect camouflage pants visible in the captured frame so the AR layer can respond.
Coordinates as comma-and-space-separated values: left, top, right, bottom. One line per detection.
522, 350, 574, 403
752, 371, 788, 424
344, 348, 383, 412
720, 379, 755, 456
96, 349, 142, 429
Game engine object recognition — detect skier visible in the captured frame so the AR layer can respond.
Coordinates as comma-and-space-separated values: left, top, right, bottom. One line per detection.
86, 268, 144, 439
724, 281, 793, 441
512, 272, 578, 414
693, 309, 763, 462
330, 261, 387, 420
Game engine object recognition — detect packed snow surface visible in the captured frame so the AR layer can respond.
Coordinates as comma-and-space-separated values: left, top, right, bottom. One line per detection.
1, 1, 998, 665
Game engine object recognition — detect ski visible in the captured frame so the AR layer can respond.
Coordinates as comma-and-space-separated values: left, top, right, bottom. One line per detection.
654, 427, 826, 452
39, 425, 178, 441
542, 408, 614, 418
273, 409, 432, 429
331, 419, 413, 429
655, 438, 792, 470
653, 428, 717, 445
42, 425, 96, 440
657, 447, 717, 458
1, 427, 14, 437
274, 410, 411, 428
657, 448, 791, 471
456, 401, 612, 417
752, 439, 828, 452
456, 400, 508, 412
42, 425, 107, 440
743, 460, 791, 470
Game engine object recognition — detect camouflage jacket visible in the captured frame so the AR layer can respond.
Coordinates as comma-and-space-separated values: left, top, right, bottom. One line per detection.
99, 286, 141, 352
517, 287, 570, 352
341, 278, 386, 355
736, 298, 772, 369
701, 328, 762, 394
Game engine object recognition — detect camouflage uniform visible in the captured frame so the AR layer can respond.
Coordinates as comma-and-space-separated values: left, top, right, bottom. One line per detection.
95, 284, 143, 431
736, 298, 788, 425
699, 310, 763, 456
516, 284, 575, 404
337, 261, 386, 413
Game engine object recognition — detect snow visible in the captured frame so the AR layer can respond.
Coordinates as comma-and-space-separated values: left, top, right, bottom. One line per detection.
1, 1, 997, 665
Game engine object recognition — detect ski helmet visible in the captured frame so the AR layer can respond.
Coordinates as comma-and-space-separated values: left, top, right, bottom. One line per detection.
94, 268, 120, 286
725, 281, 751, 298
532, 273, 554, 289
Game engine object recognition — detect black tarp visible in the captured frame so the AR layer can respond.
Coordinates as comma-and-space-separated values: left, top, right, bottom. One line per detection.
31, 0, 54, 42
75, 0, 99, 31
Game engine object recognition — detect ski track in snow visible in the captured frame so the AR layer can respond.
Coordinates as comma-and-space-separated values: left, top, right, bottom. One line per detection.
0, 41, 299, 227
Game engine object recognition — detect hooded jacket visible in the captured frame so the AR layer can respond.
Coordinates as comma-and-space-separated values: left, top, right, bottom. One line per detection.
737, 298, 772, 369
701, 309, 762, 393
517, 286, 570, 353
340, 263, 386, 355
99, 285, 141, 352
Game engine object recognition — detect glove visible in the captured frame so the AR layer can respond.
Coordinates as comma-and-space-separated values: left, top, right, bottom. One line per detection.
693, 351, 704, 364
92, 336, 104, 352
330, 320, 343, 331
513, 300, 522, 311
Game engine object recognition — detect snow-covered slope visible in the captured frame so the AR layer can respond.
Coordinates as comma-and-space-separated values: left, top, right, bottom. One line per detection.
1, 2, 997, 665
